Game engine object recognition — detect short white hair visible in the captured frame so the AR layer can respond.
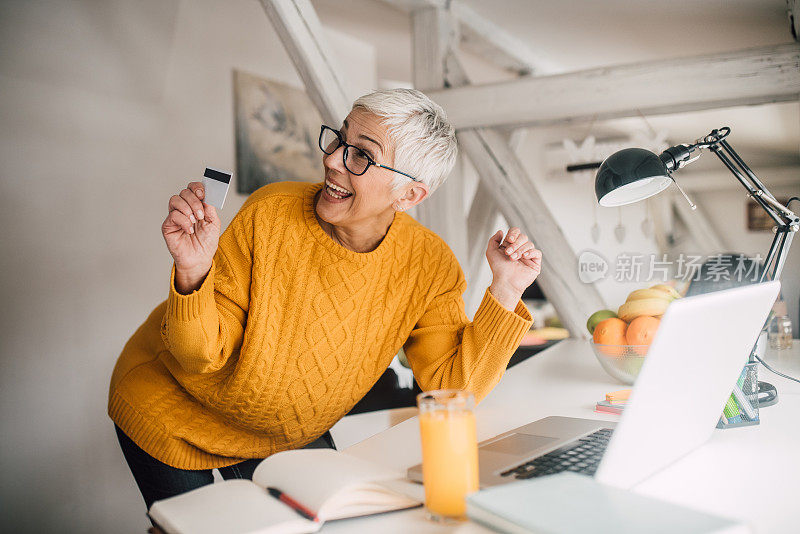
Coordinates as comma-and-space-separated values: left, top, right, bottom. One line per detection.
352, 88, 457, 194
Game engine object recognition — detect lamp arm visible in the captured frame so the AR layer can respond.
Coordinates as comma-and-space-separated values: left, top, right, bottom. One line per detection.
681, 128, 795, 225
689, 128, 799, 283
654, 128, 797, 371
751, 190, 799, 221
771, 229, 793, 281
708, 144, 785, 226
718, 138, 778, 203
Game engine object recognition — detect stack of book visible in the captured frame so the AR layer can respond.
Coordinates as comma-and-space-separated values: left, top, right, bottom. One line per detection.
594, 389, 630, 415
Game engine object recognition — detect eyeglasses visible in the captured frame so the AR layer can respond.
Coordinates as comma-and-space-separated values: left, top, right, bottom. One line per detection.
318, 125, 420, 182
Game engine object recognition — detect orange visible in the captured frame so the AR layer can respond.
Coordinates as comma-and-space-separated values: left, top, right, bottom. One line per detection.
626, 316, 660, 354
593, 318, 628, 356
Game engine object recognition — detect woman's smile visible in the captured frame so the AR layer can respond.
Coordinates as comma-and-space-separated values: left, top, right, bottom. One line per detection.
323, 177, 353, 202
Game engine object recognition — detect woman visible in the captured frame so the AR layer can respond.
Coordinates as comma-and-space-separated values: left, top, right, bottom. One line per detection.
109, 88, 542, 511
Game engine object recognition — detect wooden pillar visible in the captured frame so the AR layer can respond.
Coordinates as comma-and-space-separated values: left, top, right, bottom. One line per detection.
410, 7, 468, 267
411, 8, 502, 313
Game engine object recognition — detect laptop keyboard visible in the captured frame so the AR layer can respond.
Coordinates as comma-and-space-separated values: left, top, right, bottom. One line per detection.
500, 428, 613, 479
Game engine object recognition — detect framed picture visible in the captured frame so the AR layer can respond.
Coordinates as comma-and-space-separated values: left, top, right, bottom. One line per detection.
233, 70, 323, 194
747, 197, 789, 231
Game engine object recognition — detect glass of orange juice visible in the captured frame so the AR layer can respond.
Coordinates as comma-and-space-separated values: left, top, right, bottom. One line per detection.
417, 389, 479, 522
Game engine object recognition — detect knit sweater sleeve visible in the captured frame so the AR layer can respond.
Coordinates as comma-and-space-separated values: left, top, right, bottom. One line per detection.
403, 252, 533, 403
160, 208, 253, 374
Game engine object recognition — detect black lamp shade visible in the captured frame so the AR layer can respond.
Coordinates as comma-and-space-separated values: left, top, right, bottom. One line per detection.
595, 148, 672, 207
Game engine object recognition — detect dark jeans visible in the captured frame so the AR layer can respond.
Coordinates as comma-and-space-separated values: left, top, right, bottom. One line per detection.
114, 424, 335, 515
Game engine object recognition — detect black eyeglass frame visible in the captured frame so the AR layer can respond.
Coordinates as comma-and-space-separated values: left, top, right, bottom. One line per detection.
318, 125, 420, 182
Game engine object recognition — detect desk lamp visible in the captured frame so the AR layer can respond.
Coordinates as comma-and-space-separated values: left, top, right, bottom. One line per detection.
594, 127, 799, 404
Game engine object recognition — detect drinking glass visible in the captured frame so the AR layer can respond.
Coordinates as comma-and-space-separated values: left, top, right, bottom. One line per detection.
768, 315, 793, 350
417, 389, 479, 522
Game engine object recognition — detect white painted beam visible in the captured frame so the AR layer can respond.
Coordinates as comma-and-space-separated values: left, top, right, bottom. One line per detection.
459, 127, 608, 338
463, 176, 503, 316
411, 6, 453, 91
508, 128, 529, 152
435, 36, 504, 314
464, 127, 525, 311
259, 0, 351, 127
379, 0, 541, 75
450, 2, 541, 75
412, 6, 468, 267
426, 44, 800, 129
670, 194, 726, 253
465, 178, 501, 307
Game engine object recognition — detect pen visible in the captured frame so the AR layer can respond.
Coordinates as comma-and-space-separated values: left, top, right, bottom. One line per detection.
731, 383, 757, 420
267, 487, 318, 522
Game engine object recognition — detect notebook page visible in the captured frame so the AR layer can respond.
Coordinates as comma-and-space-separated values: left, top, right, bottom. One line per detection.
148, 479, 319, 534
318, 481, 421, 521
252, 449, 411, 517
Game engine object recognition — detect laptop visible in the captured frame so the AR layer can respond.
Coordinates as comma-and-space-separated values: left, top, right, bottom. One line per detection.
408, 281, 780, 490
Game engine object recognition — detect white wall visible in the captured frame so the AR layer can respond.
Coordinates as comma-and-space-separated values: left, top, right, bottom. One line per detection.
695, 186, 800, 330
0, 1, 375, 532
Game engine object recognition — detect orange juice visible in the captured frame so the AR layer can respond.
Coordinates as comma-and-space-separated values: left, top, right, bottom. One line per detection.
419, 409, 479, 519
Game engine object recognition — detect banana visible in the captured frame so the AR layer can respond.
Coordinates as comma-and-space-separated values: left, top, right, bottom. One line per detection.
618, 298, 670, 322
531, 327, 570, 341
650, 284, 681, 299
626, 289, 674, 302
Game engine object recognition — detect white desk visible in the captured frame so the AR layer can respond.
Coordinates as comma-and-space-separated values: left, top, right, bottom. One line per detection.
327, 340, 800, 533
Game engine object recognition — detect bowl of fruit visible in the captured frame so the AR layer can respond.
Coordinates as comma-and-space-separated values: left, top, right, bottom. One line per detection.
586, 284, 681, 385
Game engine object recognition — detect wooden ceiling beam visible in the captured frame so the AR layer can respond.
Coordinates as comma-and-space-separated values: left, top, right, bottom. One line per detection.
380, 0, 542, 75
259, 0, 351, 127
426, 44, 800, 130
449, 1, 541, 75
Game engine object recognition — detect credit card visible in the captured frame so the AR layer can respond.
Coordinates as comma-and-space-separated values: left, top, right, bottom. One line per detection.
202, 167, 232, 210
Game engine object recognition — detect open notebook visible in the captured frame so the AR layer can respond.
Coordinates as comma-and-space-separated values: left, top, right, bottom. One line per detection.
148, 449, 421, 534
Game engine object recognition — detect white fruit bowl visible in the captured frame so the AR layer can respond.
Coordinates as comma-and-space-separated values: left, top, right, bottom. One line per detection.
590, 343, 649, 385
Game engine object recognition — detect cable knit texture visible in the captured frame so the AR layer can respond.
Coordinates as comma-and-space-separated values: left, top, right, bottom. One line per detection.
108, 181, 532, 469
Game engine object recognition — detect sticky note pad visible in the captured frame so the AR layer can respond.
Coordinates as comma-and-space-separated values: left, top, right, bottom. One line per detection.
605, 389, 632, 402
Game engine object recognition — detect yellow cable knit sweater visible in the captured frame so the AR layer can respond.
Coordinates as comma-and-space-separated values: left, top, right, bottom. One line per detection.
108, 181, 532, 470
